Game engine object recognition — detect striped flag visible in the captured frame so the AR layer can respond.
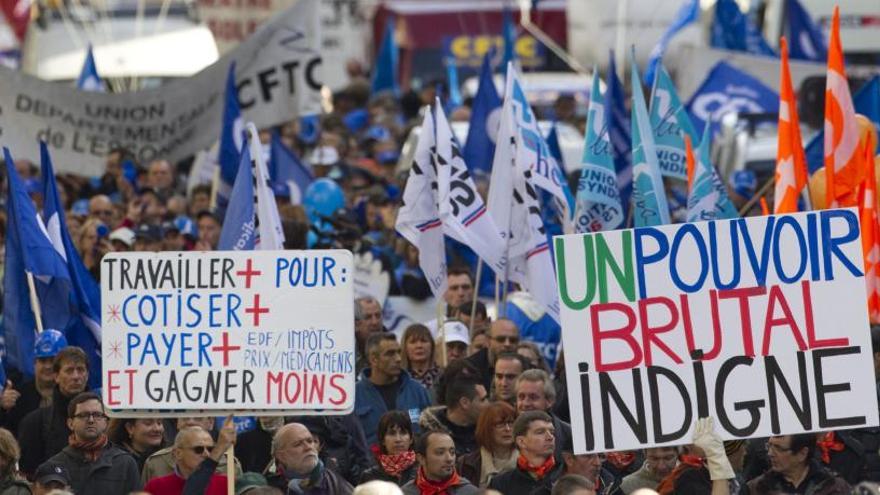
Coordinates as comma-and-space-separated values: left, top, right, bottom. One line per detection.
774, 37, 809, 214
824, 6, 862, 208
859, 140, 880, 322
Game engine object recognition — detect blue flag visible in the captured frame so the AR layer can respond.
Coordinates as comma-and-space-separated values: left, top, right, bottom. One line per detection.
630, 53, 671, 227
645, 0, 699, 86
502, 2, 517, 68
371, 17, 399, 96
650, 64, 698, 180
219, 138, 256, 251
788, 0, 827, 61
40, 143, 103, 388
463, 54, 502, 175
219, 62, 242, 187
806, 76, 880, 173
269, 130, 313, 205
606, 51, 633, 216
574, 71, 624, 233
687, 124, 739, 221
3, 148, 70, 377
711, 0, 776, 56
76, 44, 104, 92
686, 61, 779, 134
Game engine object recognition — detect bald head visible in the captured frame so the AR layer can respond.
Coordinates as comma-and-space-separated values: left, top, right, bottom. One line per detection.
174, 425, 209, 448
489, 318, 519, 360
273, 423, 319, 476
89, 195, 114, 223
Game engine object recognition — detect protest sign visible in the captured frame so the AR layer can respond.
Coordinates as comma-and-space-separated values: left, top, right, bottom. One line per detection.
0, 0, 321, 177
101, 250, 354, 414
554, 209, 879, 453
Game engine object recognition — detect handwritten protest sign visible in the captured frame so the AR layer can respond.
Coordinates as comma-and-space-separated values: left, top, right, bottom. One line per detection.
554, 209, 879, 453
101, 250, 354, 414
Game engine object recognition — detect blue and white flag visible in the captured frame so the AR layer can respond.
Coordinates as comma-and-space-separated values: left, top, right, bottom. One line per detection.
219, 62, 244, 189
40, 143, 102, 388
645, 0, 699, 86
788, 0, 827, 62
269, 130, 313, 205
711, 0, 776, 56
246, 123, 285, 250
606, 51, 633, 215
76, 45, 104, 92
686, 61, 779, 134
650, 64, 699, 180
371, 17, 399, 96
687, 124, 738, 222
463, 54, 502, 176
573, 71, 624, 233
218, 138, 256, 251
630, 54, 671, 227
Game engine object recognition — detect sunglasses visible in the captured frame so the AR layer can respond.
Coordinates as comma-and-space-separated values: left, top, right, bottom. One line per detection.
187, 445, 214, 455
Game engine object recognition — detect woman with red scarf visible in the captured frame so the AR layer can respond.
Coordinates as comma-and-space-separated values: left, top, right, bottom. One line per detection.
360, 411, 419, 486
402, 431, 479, 495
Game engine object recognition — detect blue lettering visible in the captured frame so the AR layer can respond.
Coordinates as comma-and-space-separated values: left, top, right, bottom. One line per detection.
198, 333, 212, 366
160, 333, 177, 365
180, 333, 193, 366
709, 221, 741, 289
670, 223, 709, 292
126, 333, 140, 365
138, 296, 156, 326
208, 294, 222, 327
634, 227, 669, 299
820, 209, 863, 279
773, 216, 808, 283
322, 257, 336, 286
141, 335, 158, 366
186, 294, 201, 328
227, 294, 242, 327
156, 294, 171, 326
275, 258, 290, 288
122, 295, 138, 327
807, 212, 821, 280
737, 217, 775, 286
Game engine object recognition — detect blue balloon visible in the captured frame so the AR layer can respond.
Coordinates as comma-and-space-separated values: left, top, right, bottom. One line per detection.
304, 178, 344, 222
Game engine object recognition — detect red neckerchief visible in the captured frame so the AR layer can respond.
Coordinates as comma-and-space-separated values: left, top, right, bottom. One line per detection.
817, 432, 845, 464
516, 453, 556, 480
68, 433, 108, 462
414, 466, 461, 495
605, 451, 636, 471
679, 454, 704, 468
371, 444, 417, 478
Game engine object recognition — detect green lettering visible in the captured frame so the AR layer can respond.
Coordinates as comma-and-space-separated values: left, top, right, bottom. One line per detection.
555, 235, 596, 310
596, 230, 636, 302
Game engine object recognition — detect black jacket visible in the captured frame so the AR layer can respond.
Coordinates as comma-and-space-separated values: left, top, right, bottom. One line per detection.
44, 443, 142, 495
17, 386, 79, 475
358, 462, 418, 486
0, 378, 46, 436
465, 348, 493, 392
742, 460, 851, 495
488, 461, 564, 495
237, 427, 273, 473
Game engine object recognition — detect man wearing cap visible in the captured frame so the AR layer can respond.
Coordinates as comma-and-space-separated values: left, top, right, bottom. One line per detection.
32, 462, 71, 495
441, 321, 470, 363
108, 227, 135, 251
133, 224, 164, 252
419, 375, 488, 456
0, 329, 67, 434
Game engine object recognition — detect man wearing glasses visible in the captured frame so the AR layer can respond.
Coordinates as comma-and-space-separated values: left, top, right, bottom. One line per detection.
742, 434, 850, 494
467, 319, 520, 391
39, 392, 141, 493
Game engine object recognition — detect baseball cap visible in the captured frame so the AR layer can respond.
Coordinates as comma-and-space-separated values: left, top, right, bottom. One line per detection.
35, 462, 70, 486
34, 329, 67, 359
109, 227, 135, 248
235, 472, 268, 495
134, 224, 163, 242
442, 321, 470, 345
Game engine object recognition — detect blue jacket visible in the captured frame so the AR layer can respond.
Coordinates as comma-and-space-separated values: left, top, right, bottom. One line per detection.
355, 369, 431, 446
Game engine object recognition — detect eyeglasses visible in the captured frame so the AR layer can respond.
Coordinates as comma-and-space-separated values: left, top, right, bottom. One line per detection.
492, 336, 519, 344
494, 420, 514, 430
72, 412, 107, 421
187, 445, 214, 455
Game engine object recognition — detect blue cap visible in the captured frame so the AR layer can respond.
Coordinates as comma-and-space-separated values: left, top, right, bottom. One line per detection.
173, 215, 197, 238
34, 329, 67, 359
729, 169, 757, 199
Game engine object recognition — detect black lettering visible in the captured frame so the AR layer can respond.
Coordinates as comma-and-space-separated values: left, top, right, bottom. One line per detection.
600, 369, 646, 450
243, 370, 255, 402
282, 60, 299, 94
578, 362, 594, 451
715, 356, 763, 436
648, 366, 691, 443
306, 56, 322, 90
814, 346, 865, 428
258, 68, 279, 102
237, 79, 256, 109
765, 352, 811, 433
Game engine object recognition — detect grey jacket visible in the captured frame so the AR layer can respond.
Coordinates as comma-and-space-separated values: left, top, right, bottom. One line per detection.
45, 444, 141, 495
401, 476, 480, 495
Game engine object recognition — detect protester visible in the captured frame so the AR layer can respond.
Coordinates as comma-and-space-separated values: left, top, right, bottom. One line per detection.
355, 296, 386, 373
355, 333, 431, 446
238, 416, 284, 473
107, 417, 166, 472
443, 267, 474, 311
142, 417, 240, 484
0, 329, 67, 435
467, 319, 520, 391
620, 448, 678, 494
0, 428, 27, 494
491, 353, 528, 404
557, 452, 619, 495
440, 320, 470, 363
41, 391, 141, 492
419, 375, 487, 455
31, 462, 71, 495
514, 369, 573, 461
551, 474, 596, 495
517, 342, 551, 374
289, 414, 372, 486
354, 480, 404, 495
18, 346, 90, 475
656, 418, 735, 495
359, 411, 418, 486
268, 422, 354, 494
454, 300, 489, 333
742, 433, 850, 494
456, 401, 518, 487
400, 324, 442, 392
401, 431, 478, 495
488, 410, 563, 494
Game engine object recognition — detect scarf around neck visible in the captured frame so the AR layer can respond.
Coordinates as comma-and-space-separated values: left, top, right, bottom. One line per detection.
69, 433, 108, 462
517, 453, 556, 480
414, 465, 461, 495
372, 445, 416, 479
284, 459, 325, 494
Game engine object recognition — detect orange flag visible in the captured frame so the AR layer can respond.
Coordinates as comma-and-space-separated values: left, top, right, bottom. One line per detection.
858, 144, 880, 322
774, 37, 808, 214
685, 134, 695, 192
824, 6, 863, 208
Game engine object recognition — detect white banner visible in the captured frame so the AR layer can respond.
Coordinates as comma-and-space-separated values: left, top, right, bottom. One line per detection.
555, 209, 879, 453
101, 250, 355, 413
0, 0, 322, 177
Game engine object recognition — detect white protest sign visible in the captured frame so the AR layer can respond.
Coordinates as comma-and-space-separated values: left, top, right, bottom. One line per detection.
554, 209, 879, 454
0, 0, 321, 177
101, 250, 354, 413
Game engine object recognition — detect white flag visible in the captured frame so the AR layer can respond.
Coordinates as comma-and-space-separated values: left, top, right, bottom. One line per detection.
395, 109, 448, 298
246, 123, 286, 250
434, 100, 508, 277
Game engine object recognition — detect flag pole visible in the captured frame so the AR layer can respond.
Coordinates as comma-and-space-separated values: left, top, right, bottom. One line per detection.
25, 272, 44, 334
436, 301, 447, 367
738, 176, 775, 216
210, 166, 221, 211
226, 443, 235, 495
469, 259, 483, 336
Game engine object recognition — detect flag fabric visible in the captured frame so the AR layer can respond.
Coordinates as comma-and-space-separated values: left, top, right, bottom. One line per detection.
711, 0, 776, 56
76, 45, 104, 92
806, 76, 880, 173
650, 63, 699, 180
269, 130, 313, 205
395, 110, 447, 299
644, 0, 699, 86
774, 37, 809, 214
686, 61, 779, 134
434, 100, 508, 277
218, 139, 257, 251
246, 123, 286, 250
630, 54, 671, 227
371, 17, 399, 96
502, 2, 517, 69
686, 124, 738, 222
573, 71, 624, 233
824, 6, 862, 209
787, 0, 827, 62
219, 62, 244, 188
463, 54, 502, 176
446, 58, 463, 110
606, 51, 633, 215
40, 143, 103, 388
859, 139, 880, 323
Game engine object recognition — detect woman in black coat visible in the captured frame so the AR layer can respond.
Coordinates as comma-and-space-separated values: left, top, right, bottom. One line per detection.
359, 411, 418, 486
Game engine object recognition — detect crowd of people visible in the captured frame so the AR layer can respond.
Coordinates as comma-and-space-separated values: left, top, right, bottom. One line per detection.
0, 69, 873, 495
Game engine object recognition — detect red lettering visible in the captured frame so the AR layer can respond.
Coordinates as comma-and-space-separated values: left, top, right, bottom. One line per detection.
638, 296, 683, 366
761, 285, 808, 355
329, 374, 347, 406
125, 369, 136, 405
308, 374, 325, 404
803, 280, 849, 348
285, 372, 301, 404
704, 290, 724, 360
718, 286, 766, 357
591, 302, 641, 372
107, 371, 120, 406
267, 371, 282, 404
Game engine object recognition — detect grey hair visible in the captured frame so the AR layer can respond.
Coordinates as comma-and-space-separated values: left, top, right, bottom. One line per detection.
516, 368, 556, 404
354, 296, 380, 321
174, 426, 208, 448
551, 474, 595, 495
352, 480, 404, 495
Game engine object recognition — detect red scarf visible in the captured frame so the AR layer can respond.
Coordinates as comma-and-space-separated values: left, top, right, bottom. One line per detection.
605, 451, 636, 471
656, 456, 705, 495
516, 453, 556, 480
817, 432, 845, 464
372, 445, 417, 479
414, 466, 461, 495
68, 433, 108, 462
